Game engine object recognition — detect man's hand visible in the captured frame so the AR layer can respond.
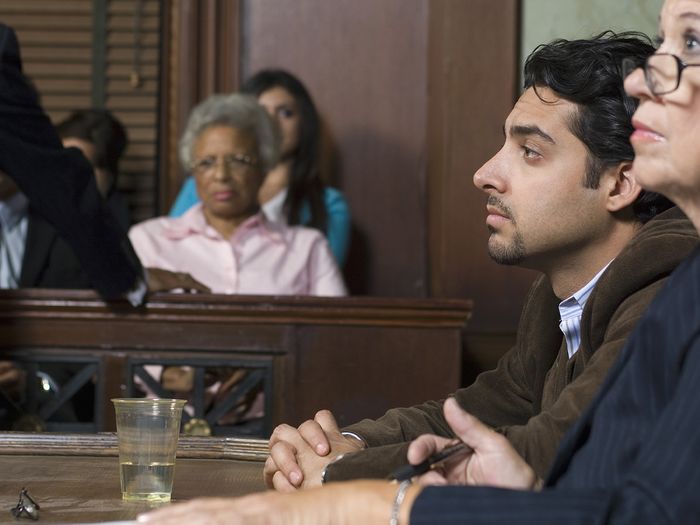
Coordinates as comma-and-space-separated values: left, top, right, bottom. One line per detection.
138, 480, 421, 525
264, 410, 365, 491
146, 268, 210, 293
0, 361, 25, 400
408, 397, 538, 490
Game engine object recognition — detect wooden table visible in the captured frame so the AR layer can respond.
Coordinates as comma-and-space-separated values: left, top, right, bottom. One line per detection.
0, 432, 267, 524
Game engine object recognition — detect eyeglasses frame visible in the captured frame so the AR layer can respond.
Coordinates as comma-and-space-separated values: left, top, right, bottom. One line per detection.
624, 52, 700, 96
189, 153, 258, 177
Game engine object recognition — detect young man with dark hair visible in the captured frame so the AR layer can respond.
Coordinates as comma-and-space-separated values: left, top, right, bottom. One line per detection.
261, 32, 698, 489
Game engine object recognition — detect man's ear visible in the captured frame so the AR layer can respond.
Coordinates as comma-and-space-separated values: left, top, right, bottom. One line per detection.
603, 161, 642, 212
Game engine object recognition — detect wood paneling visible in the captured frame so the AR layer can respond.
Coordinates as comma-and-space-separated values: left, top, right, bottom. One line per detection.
0, 289, 471, 431
427, 0, 538, 331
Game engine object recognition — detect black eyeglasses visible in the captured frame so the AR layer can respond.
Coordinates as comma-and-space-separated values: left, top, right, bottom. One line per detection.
623, 53, 700, 96
10, 488, 40, 521
189, 153, 258, 176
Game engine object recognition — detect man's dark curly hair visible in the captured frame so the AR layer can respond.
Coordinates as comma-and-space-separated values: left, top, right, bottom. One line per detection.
523, 31, 673, 223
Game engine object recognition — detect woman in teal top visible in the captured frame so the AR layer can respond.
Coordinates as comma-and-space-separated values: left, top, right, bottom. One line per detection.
170, 70, 351, 267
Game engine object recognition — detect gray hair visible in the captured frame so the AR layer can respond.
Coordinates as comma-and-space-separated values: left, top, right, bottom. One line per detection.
179, 93, 280, 173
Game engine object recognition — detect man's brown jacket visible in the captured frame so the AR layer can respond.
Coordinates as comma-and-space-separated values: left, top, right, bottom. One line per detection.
327, 207, 699, 480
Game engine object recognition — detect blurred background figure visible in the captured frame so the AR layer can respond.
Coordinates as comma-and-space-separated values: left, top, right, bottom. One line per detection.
56, 109, 131, 231
131, 92, 346, 296
169, 69, 351, 267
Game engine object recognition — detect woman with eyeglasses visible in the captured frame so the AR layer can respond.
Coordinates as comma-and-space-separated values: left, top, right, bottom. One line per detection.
140, 1, 700, 523
169, 70, 351, 267
129, 93, 346, 296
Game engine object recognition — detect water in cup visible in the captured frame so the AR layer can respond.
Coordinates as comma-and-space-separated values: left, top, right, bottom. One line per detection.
112, 398, 186, 502
120, 461, 175, 502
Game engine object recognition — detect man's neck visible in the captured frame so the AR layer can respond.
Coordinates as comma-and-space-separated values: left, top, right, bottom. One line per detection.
546, 220, 641, 299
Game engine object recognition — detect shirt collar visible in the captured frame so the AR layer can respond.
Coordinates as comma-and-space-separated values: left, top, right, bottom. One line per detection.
162, 203, 287, 244
0, 192, 28, 230
558, 260, 613, 358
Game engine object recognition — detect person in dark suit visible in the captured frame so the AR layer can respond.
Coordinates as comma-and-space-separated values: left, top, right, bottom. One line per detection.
0, 23, 140, 299
0, 23, 208, 299
138, 1, 700, 523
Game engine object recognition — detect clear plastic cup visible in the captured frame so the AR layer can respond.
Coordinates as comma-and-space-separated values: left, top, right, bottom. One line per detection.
112, 398, 187, 502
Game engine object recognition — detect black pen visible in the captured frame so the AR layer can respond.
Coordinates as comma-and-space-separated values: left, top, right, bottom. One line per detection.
389, 441, 473, 482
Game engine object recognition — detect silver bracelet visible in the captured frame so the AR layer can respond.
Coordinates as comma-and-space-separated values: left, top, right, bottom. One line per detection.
341, 431, 368, 449
389, 480, 412, 525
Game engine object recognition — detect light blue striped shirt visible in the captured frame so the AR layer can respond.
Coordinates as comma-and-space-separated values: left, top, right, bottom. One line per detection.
558, 261, 613, 359
0, 192, 28, 289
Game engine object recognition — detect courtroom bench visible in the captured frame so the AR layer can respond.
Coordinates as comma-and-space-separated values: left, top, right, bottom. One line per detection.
0, 289, 471, 437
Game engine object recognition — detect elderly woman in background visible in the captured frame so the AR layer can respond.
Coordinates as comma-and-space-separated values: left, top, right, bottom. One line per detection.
129, 93, 346, 296
140, 0, 700, 523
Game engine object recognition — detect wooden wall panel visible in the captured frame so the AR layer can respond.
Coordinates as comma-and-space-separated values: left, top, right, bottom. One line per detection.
240, 0, 430, 297
427, 0, 537, 331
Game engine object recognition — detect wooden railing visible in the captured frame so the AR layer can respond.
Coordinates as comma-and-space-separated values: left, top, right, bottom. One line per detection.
0, 289, 472, 437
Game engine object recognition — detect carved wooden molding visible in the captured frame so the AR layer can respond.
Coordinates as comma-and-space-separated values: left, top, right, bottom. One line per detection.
0, 289, 472, 328
0, 432, 268, 461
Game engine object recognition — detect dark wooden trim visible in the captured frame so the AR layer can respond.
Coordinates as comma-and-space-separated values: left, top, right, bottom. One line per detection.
0, 432, 268, 461
157, 0, 176, 213
0, 289, 472, 328
218, 0, 241, 93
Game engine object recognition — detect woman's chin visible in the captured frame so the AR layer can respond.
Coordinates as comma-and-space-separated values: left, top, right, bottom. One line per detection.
631, 160, 669, 194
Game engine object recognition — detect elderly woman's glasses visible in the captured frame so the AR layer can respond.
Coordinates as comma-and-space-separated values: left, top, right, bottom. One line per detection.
190, 154, 258, 176
623, 53, 700, 96
10, 488, 40, 520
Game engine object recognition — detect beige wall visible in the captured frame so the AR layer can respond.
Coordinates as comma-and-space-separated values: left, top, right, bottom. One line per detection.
521, 0, 663, 69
